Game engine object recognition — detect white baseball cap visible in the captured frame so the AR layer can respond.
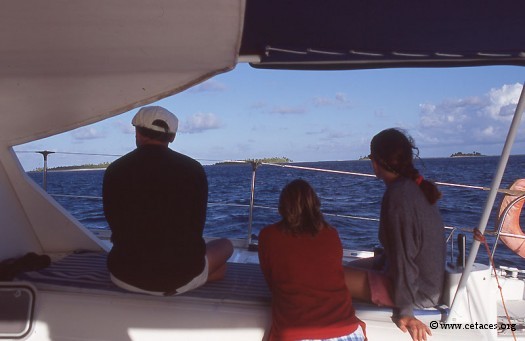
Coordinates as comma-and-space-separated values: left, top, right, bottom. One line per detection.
132, 106, 178, 134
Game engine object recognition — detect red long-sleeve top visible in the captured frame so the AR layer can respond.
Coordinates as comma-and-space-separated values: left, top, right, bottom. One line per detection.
258, 223, 365, 341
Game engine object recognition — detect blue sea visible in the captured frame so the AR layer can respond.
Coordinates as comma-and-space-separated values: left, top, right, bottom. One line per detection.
28, 155, 525, 269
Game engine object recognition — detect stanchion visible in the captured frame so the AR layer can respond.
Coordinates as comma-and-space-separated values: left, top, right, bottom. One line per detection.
36, 150, 55, 191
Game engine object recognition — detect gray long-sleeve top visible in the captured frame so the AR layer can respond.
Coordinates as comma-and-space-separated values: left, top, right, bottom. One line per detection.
379, 177, 445, 317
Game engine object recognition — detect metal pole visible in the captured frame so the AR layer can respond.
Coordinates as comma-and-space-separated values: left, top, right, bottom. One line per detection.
36, 151, 55, 191
247, 160, 260, 245
447, 82, 525, 321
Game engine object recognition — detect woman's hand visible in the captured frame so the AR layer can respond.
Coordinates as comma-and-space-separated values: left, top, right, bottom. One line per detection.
393, 316, 432, 341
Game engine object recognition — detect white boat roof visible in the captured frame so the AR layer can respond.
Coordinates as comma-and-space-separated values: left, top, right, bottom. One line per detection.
0, 1, 244, 146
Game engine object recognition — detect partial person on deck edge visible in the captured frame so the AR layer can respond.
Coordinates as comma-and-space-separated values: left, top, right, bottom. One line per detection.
345, 128, 445, 341
103, 106, 233, 296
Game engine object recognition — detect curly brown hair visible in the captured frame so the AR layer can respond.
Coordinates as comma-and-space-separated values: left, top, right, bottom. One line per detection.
278, 179, 326, 236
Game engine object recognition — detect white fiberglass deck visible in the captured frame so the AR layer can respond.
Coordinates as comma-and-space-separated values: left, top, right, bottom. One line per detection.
8, 245, 498, 341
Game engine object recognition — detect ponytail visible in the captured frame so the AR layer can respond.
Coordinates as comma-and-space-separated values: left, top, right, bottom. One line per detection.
414, 174, 442, 205
371, 128, 442, 204
404, 166, 441, 205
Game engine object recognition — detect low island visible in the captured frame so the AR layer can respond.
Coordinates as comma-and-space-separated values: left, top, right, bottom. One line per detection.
214, 157, 293, 165
450, 151, 485, 157
32, 162, 111, 172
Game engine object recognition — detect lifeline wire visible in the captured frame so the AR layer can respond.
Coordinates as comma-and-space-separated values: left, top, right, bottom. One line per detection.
18, 150, 524, 195
21, 151, 525, 237
263, 162, 525, 196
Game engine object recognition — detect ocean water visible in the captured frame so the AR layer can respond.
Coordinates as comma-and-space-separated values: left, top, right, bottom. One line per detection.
28, 155, 525, 269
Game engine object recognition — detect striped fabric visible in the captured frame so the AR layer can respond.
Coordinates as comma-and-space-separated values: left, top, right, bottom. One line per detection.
301, 325, 365, 341
15, 251, 446, 322
17, 251, 271, 303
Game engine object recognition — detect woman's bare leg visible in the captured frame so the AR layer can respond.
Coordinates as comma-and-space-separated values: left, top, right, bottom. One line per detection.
344, 266, 371, 301
344, 257, 376, 301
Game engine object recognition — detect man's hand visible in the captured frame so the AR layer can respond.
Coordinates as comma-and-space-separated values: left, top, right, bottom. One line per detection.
393, 316, 432, 341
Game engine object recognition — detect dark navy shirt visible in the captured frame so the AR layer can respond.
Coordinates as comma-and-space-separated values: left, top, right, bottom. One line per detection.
103, 144, 207, 292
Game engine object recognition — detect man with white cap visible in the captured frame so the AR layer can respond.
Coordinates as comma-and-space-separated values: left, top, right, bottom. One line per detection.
103, 106, 233, 296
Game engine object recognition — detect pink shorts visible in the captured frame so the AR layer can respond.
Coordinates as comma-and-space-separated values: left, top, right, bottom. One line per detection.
367, 270, 394, 307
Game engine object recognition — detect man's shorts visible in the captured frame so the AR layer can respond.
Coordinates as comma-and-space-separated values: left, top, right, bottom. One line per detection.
110, 256, 209, 296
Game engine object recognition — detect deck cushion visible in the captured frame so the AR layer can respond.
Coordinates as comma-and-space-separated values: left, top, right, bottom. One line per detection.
16, 251, 271, 303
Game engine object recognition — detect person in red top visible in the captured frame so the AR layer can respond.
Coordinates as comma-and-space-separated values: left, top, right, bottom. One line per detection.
258, 179, 366, 341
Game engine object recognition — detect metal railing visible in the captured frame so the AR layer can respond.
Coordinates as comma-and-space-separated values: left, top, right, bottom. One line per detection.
20, 150, 525, 262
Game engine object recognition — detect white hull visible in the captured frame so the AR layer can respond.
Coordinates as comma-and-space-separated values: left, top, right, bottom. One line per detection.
25, 291, 491, 341
30, 289, 269, 341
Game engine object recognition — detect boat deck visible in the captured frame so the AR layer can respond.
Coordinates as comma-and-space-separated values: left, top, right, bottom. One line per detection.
15, 246, 447, 320
11, 245, 524, 340
16, 250, 271, 305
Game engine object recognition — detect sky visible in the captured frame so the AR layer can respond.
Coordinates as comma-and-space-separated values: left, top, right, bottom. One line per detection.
14, 63, 525, 171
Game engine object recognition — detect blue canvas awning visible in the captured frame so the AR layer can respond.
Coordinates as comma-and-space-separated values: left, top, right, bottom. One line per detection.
240, 0, 525, 70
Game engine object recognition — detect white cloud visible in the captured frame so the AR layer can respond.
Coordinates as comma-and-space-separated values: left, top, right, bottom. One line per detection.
374, 109, 387, 118
481, 125, 496, 137
486, 83, 523, 121
190, 80, 227, 93
71, 127, 106, 140
324, 130, 353, 140
250, 101, 267, 110
270, 106, 307, 115
306, 128, 352, 141
179, 112, 222, 134
313, 92, 351, 107
313, 97, 333, 106
417, 83, 523, 147
114, 120, 135, 134
335, 92, 348, 102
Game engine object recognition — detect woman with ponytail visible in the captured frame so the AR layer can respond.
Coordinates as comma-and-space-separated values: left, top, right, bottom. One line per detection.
345, 128, 445, 341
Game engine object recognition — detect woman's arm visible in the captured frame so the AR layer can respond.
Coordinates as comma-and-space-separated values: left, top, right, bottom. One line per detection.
381, 190, 421, 318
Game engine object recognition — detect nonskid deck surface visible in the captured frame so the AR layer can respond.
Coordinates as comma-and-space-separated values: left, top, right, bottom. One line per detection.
12, 246, 376, 305
14, 248, 448, 320
16, 250, 271, 304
